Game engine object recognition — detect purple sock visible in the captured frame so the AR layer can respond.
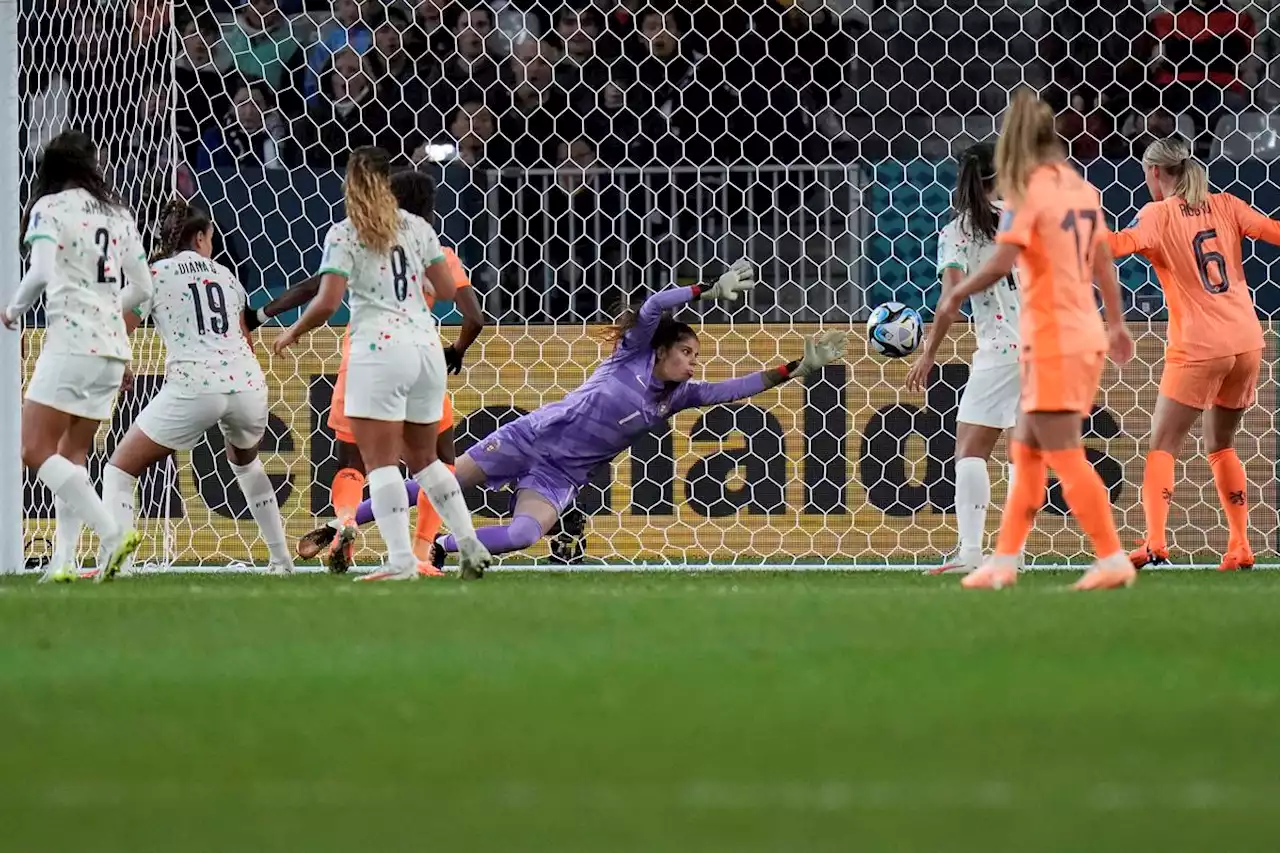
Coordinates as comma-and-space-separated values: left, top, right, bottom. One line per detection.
354, 479, 420, 526
442, 514, 542, 555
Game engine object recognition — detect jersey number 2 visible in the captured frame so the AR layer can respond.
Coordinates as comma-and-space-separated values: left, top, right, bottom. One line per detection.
94, 228, 116, 285
1192, 229, 1230, 294
187, 281, 229, 334
1060, 209, 1098, 280
390, 246, 409, 301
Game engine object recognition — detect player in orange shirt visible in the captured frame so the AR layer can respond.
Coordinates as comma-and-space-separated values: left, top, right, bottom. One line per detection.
1107, 136, 1279, 572
936, 89, 1136, 590
245, 170, 485, 574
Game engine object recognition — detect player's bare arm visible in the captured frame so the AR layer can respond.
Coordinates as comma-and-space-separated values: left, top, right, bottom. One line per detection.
445, 285, 485, 374
274, 273, 347, 355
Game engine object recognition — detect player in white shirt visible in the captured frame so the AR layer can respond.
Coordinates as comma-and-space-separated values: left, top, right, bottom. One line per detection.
1, 131, 151, 583
97, 200, 295, 576
273, 147, 491, 580
906, 142, 1024, 575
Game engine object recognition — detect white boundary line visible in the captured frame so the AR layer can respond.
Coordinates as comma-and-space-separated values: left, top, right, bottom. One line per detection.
35, 560, 1279, 576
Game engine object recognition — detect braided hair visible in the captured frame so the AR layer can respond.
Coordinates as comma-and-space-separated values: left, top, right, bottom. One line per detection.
151, 199, 213, 262
24, 130, 121, 240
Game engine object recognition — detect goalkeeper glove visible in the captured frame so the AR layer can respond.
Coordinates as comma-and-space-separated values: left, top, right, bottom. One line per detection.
243, 306, 267, 332
795, 330, 850, 378
699, 259, 756, 303
444, 344, 464, 374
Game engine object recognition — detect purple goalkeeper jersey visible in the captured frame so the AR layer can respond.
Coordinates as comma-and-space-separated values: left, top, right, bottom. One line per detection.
502, 286, 767, 486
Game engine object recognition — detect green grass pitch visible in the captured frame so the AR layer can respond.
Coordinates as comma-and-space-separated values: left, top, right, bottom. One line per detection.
2, 570, 1279, 852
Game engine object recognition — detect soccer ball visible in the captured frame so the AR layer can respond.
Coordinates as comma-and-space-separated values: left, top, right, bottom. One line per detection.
867, 302, 923, 358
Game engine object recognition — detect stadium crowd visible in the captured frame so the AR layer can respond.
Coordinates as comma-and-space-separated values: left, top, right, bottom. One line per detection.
16, 0, 1279, 317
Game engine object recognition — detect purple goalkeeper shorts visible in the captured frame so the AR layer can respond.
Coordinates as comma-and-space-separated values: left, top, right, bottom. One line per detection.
467, 420, 580, 514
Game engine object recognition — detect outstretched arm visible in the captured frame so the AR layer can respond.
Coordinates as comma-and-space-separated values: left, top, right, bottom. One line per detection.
243, 275, 322, 331
906, 266, 966, 393
621, 260, 756, 350
1231, 194, 1280, 245
272, 272, 348, 354
672, 331, 849, 410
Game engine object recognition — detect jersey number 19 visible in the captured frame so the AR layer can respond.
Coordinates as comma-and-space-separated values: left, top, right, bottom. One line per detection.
188, 281, 229, 335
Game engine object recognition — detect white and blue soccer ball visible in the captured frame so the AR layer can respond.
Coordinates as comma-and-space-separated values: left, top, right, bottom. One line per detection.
867, 302, 923, 358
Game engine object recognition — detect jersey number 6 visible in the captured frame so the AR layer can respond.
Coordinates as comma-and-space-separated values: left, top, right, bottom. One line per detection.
1192, 229, 1230, 294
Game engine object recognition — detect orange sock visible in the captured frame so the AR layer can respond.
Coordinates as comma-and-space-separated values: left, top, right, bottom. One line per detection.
1044, 447, 1122, 559
1141, 450, 1176, 552
994, 441, 1046, 557
331, 468, 366, 527
1208, 448, 1250, 554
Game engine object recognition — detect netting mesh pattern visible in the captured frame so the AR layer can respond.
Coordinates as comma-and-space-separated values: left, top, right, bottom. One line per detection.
16, 0, 1280, 566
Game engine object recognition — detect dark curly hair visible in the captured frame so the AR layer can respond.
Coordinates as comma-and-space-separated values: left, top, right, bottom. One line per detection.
24, 130, 121, 239
390, 169, 437, 221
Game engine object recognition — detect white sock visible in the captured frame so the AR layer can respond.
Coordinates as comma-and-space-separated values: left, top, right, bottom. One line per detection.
414, 460, 478, 542
368, 465, 414, 567
36, 455, 119, 541
230, 459, 292, 567
955, 456, 990, 558
102, 464, 138, 537
53, 493, 84, 568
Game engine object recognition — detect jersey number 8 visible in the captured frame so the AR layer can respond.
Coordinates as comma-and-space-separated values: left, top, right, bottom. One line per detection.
390, 246, 409, 301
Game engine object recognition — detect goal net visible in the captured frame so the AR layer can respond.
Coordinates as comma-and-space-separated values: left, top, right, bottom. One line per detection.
15, 0, 1280, 569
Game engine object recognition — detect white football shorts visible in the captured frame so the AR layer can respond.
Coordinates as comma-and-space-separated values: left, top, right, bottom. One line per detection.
25, 351, 126, 421
956, 362, 1021, 430
344, 341, 447, 425
134, 385, 269, 451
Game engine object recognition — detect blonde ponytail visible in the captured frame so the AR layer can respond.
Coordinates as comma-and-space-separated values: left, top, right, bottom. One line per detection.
344, 147, 398, 253
1142, 136, 1209, 210
995, 88, 1063, 205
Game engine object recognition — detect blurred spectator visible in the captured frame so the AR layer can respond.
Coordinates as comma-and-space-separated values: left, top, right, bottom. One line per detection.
306, 0, 373, 100
623, 8, 726, 166
1122, 107, 1178, 160
555, 6, 613, 109
1044, 0, 1151, 122
503, 38, 570, 167
442, 6, 501, 98
198, 78, 297, 170
298, 47, 394, 168
373, 5, 442, 144
1056, 90, 1109, 162
176, 14, 230, 166
1145, 0, 1256, 152
432, 100, 504, 170
407, 0, 448, 58
532, 136, 631, 319
218, 0, 307, 115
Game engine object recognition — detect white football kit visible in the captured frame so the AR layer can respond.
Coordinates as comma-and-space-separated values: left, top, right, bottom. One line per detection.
18, 189, 151, 420
318, 211, 449, 424
936, 207, 1022, 430
133, 251, 269, 450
